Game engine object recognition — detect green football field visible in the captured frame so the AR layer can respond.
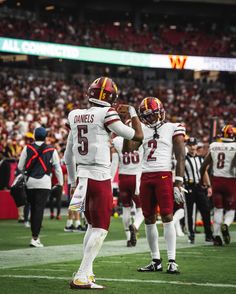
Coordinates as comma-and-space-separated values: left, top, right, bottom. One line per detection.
0, 215, 235, 294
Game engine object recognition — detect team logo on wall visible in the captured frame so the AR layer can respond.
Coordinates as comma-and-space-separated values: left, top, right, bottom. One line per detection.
169, 55, 188, 69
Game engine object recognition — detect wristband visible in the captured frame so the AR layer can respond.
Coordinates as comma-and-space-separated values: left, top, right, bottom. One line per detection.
175, 176, 183, 183
129, 106, 137, 118
70, 183, 77, 188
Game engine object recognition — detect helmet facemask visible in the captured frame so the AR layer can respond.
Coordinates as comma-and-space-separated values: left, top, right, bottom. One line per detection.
139, 98, 165, 128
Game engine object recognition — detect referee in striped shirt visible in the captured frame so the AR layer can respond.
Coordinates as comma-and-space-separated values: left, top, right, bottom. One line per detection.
184, 137, 213, 244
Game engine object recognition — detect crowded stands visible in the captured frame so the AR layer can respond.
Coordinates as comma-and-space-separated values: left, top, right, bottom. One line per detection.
0, 13, 236, 57
0, 69, 235, 167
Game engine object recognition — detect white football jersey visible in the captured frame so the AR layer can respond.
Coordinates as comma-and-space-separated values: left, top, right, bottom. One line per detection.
67, 106, 120, 178
112, 136, 143, 175
141, 122, 185, 173
210, 141, 236, 178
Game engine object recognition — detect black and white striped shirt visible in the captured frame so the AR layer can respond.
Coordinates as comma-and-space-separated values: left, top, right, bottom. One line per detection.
184, 154, 203, 184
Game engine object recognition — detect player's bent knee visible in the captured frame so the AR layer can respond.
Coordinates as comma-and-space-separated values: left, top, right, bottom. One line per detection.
161, 214, 173, 223
144, 215, 156, 224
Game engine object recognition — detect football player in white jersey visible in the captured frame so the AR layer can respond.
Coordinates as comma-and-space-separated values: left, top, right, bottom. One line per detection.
122, 97, 186, 274
64, 77, 143, 290
111, 125, 144, 247
200, 124, 236, 246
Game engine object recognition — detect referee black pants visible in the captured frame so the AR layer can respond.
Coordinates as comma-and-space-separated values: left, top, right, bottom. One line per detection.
185, 184, 212, 239
26, 189, 50, 238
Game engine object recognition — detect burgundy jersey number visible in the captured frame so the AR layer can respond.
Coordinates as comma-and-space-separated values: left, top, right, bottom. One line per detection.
123, 152, 140, 165
216, 152, 225, 169
77, 125, 88, 155
147, 139, 157, 161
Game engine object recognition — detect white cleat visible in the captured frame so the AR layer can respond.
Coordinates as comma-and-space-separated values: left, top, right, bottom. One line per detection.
70, 279, 104, 289
30, 238, 44, 248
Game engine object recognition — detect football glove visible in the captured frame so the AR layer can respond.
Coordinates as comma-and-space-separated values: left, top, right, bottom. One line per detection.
174, 186, 187, 204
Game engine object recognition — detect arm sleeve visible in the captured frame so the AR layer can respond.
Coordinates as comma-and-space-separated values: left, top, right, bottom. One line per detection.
173, 124, 186, 138
108, 120, 135, 140
52, 150, 63, 186
17, 146, 27, 171
64, 131, 77, 186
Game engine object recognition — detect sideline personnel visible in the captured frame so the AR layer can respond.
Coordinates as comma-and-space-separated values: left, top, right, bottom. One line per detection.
18, 127, 63, 247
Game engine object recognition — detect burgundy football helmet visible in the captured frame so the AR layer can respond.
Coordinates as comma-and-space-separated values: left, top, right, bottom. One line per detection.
221, 124, 235, 141
87, 77, 118, 107
138, 97, 165, 128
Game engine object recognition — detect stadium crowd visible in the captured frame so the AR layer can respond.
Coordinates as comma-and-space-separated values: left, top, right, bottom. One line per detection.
0, 70, 235, 164
1, 14, 236, 57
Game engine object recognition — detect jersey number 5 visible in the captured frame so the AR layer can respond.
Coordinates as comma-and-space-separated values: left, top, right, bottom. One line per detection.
77, 125, 88, 155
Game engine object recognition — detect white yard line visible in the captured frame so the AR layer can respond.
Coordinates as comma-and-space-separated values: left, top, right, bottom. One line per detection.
0, 274, 235, 289
16, 235, 47, 240
0, 232, 235, 270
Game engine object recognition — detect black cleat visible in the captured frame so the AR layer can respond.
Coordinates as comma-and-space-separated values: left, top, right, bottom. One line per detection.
137, 259, 163, 272
188, 235, 195, 244
205, 236, 214, 244
213, 235, 223, 246
127, 240, 132, 247
166, 261, 180, 274
73, 225, 87, 232
221, 224, 230, 244
129, 224, 137, 247
64, 225, 75, 232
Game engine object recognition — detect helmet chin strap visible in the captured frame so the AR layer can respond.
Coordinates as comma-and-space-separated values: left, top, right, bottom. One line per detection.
222, 138, 234, 142
153, 121, 165, 139
88, 98, 111, 107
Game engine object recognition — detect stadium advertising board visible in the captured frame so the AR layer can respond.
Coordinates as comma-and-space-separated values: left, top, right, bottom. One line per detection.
0, 37, 236, 72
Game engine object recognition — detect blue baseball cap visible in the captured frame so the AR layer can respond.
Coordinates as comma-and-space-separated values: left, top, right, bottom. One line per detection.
34, 127, 47, 141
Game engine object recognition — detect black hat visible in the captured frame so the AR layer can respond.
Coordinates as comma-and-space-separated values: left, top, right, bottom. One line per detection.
187, 137, 197, 146
34, 127, 47, 141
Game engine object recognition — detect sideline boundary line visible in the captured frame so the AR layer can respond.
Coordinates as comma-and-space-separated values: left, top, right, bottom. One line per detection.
0, 274, 235, 289
0, 232, 236, 269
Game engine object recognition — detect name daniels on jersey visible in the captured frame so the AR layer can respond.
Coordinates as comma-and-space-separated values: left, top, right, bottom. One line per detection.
212, 146, 236, 151
74, 114, 94, 123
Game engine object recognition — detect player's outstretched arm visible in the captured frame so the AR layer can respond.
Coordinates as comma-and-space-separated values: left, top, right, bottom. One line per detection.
199, 152, 212, 184
64, 131, 76, 189
108, 105, 143, 153
230, 152, 236, 176
117, 104, 143, 153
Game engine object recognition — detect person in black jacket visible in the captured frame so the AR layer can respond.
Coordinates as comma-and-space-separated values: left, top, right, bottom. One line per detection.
18, 127, 63, 247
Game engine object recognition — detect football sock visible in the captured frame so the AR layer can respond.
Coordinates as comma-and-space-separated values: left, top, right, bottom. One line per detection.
75, 220, 81, 227
83, 224, 92, 253
174, 220, 184, 236
122, 207, 132, 240
133, 208, 144, 230
77, 228, 108, 280
66, 219, 73, 227
82, 224, 93, 276
173, 208, 184, 224
213, 208, 223, 236
173, 208, 184, 236
145, 224, 160, 260
163, 221, 176, 261
224, 210, 235, 227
